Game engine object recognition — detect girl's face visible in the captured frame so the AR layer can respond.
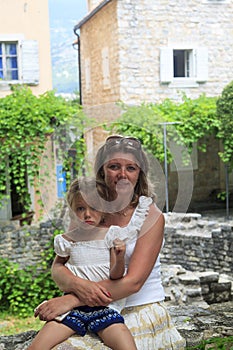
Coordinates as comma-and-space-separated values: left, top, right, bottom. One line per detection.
72, 195, 102, 227
103, 152, 140, 196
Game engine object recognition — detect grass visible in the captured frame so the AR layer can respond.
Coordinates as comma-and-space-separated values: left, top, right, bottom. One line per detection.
186, 337, 233, 350
0, 312, 45, 336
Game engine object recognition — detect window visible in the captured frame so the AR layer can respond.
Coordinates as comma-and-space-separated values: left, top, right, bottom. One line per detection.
173, 50, 193, 78
160, 47, 208, 86
0, 42, 18, 81
0, 38, 39, 86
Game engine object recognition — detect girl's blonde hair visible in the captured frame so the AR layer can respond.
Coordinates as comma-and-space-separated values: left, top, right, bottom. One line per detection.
67, 176, 107, 213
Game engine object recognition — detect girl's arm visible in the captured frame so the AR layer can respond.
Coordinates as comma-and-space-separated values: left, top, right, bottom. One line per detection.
109, 238, 126, 280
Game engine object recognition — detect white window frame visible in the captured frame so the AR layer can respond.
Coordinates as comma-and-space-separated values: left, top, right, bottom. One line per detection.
0, 34, 39, 88
160, 46, 208, 87
0, 42, 19, 81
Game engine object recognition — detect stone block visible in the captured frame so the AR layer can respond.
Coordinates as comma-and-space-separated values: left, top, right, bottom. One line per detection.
197, 271, 219, 283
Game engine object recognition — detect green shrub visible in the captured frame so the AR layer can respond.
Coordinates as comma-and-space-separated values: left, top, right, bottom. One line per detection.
216, 80, 233, 166
0, 228, 62, 318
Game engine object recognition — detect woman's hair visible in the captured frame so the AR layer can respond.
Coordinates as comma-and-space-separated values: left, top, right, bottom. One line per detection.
94, 136, 155, 205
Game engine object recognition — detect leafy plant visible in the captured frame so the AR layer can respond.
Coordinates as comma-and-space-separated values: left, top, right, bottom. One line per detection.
186, 336, 233, 350
0, 85, 89, 216
216, 80, 233, 167
0, 227, 63, 318
113, 94, 218, 159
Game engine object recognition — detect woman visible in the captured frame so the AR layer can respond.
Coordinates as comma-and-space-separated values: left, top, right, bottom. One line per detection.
36, 135, 186, 349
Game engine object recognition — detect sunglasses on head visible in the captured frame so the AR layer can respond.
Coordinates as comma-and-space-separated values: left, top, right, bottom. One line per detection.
105, 135, 141, 149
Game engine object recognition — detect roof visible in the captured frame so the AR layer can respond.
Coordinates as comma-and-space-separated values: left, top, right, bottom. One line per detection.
74, 0, 113, 34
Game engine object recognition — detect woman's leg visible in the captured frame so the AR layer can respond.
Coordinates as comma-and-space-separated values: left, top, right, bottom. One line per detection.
27, 321, 76, 350
98, 323, 137, 350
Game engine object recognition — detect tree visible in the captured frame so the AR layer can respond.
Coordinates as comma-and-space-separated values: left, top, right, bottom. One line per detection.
216, 80, 233, 168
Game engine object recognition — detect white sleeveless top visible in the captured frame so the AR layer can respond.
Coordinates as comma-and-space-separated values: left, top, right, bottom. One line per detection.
54, 196, 165, 311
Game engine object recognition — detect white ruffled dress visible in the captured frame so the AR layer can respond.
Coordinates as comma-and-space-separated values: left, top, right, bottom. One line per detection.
54, 196, 152, 313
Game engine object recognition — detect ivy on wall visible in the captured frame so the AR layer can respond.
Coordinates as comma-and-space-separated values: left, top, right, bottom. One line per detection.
112, 94, 218, 160
0, 85, 89, 215
112, 91, 232, 171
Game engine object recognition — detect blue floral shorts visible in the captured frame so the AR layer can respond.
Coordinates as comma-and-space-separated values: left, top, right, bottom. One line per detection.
61, 306, 124, 336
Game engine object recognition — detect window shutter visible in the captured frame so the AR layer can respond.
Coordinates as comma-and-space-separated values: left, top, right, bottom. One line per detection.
85, 58, 91, 92
102, 47, 110, 89
160, 48, 173, 83
196, 47, 208, 82
21, 40, 39, 85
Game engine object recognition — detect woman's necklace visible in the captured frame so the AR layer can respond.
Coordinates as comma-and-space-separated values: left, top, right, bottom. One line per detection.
116, 205, 132, 216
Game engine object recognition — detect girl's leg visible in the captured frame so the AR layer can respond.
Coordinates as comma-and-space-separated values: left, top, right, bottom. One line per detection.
27, 320, 76, 350
98, 323, 137, 350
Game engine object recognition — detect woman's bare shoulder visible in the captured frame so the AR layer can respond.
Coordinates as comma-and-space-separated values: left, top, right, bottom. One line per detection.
139, 202, 165, 238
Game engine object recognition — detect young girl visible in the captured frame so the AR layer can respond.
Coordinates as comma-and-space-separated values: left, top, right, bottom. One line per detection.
27, 177, 138, 350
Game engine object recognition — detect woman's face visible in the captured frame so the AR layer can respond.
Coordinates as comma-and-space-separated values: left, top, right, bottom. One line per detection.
103, 152, 140, 196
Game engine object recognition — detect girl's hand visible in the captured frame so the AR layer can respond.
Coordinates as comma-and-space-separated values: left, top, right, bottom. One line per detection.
113, 238, 126, 258
34, 294, 80, 321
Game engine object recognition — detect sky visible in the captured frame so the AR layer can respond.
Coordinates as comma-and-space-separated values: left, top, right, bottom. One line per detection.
48, 0, 87, 23
48, 0, 88, 93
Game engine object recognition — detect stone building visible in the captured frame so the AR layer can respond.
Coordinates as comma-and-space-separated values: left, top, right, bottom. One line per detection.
73, 0, 233, 211
74, 0, 233, 121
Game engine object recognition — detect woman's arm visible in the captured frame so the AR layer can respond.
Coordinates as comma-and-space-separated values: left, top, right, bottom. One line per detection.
98, 205, 165, 300
51, 255, 113, 306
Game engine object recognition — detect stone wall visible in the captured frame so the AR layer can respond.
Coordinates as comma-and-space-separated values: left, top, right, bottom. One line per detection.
1, 212, 232, 276
117, 0, 233, 104
161, 213, 233, 276
0, 220, 59, 268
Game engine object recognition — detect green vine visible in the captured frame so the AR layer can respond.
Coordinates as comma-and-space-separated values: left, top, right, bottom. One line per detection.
112, 93, 220, 165
0, 85, 89, 215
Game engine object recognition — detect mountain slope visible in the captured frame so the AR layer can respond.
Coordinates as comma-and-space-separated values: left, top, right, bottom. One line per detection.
48, 0, 87, 93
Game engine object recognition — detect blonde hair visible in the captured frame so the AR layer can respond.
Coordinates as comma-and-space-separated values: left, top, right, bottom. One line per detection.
67, 177, 106, 214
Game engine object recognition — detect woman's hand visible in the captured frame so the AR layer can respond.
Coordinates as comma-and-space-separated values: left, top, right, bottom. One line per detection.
73, 279, 112, 307
34, 294, 80, 321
